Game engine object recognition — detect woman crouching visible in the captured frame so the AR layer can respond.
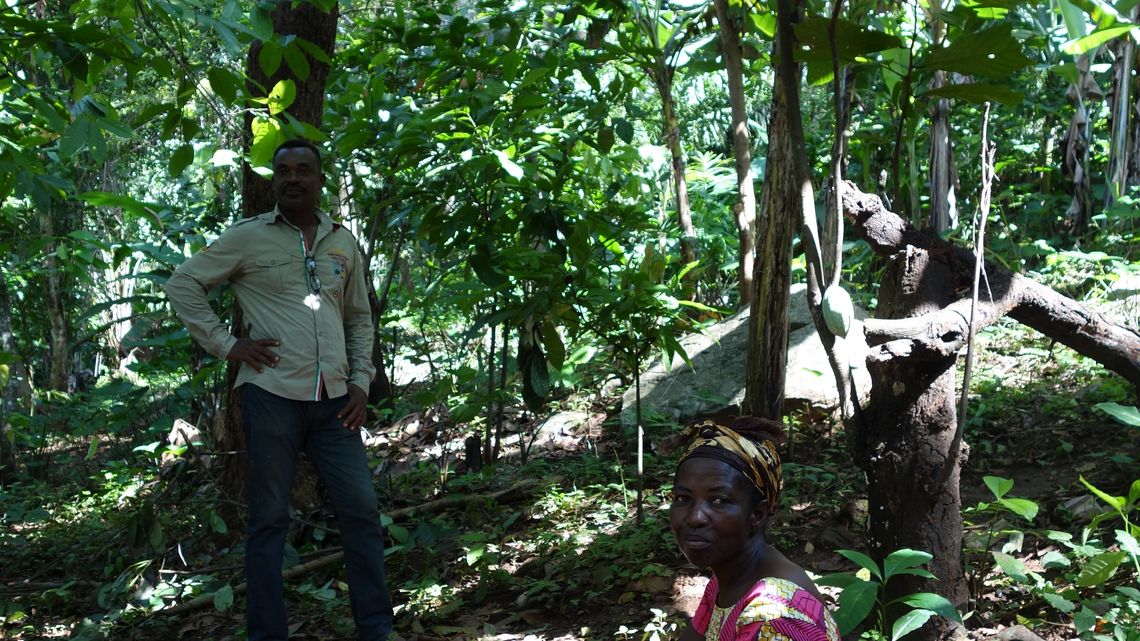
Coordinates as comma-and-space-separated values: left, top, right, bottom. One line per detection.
671, 417, 840, 641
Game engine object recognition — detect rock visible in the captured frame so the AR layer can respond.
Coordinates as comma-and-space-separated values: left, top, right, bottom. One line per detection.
530, 411, 590, 452
621, 283, 871, 427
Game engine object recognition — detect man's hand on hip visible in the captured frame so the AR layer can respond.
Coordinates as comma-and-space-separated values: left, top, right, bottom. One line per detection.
227, 337, 280, 372
338, 384, 369, 430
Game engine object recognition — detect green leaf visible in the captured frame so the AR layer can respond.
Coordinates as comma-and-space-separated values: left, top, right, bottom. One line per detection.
614, 118, 634, 144
1094, 402, 1140, 427
209, 511, 228, 534
250, 7, 274, 41
268, 80, 296, 116
793, 17, 902, 64
1075, 550, 1126, 587
891, 609, 934, 641
815, 573, 862, 588
283, 40, 310, 80
169, 143, 194, 176
883, 549, 933, 579
921, 82, 1024, 107
922, 24, 1032, 78
213, 585, 234, 612
1115, 529, 1140, 557
77, 192, 163, 228
492, 149, 524, 180
597, 126, 615, 153
468, 250, 507, 288
838, 549, 883, 580
996, 497, 1039, 523
1042, 591, 1076, 613
983, 475, 1014, 499
1080, 475, 1126, 512
1061, 24, 1136, 55
250, 116, 284, 168
897, 593, 961, 623
834, 579, 877, 636
207, 67, 240, 104
541, 317, 566, 370
993, 551, 1029, 583
258, 40, 282, 77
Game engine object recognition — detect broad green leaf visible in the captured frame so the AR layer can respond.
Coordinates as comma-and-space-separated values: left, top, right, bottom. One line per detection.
1042, 592, 1076, 613
883, 549, 933, 579
794, 17, 902, 64
597, 126, 615, 153
922, 24, 1032, 78
834, 579, 877, 636
207, 67, 240, 104
250, 116, 284, 168
921, 82, 1024, 107
250, 7, 274, 41
492, 149, 524, 180
1041, 550, 1071, 568
837, 549, 882, 580
749, 12, 775, 38
268, 80, 296, 116
891, 609, 934, 641
1061, 24, 1136, 55
213, 585, 234, 612
614, 118, 634, 144
468, 251, 507, 288
283, 40, 310, 80
897, 593, 961, 622
815, 573, 862, 588
997, 497, 1039, 523
1116, 529, 1140, 557
1080, 475, 1126, 512
1075, 550, 1126, 587
169, 143, 194, 176
77, 192, 163, 228
1094, 402, 1140, 427
1074, 606, 1098, 633
983, 475, 1014, 499
258, 40, 282, 77
541, 317, 566, 370
993, 551, 1028, 583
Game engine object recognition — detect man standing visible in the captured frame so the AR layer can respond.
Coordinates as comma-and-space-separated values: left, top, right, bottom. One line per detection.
166, 139, 395, 641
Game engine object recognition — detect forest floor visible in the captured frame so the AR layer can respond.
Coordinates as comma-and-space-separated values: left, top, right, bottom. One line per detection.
1, 319, 1138, 641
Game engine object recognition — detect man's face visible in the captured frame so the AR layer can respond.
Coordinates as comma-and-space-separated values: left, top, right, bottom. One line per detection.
272, 146, 325, 211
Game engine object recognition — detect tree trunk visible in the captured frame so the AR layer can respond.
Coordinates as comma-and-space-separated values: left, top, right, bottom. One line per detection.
927, 8, 956, 233
864, 248, 968, 639
713, 0, 756, 308
0, 270, 23, 486
743, 0, 800, 420
841, 181, 1140, 640
41, 205, 71, 392
1106, 8, 1137, 209
1062, 53, 1101, 234
655, 73, 698, 270
218, 0, 340, 511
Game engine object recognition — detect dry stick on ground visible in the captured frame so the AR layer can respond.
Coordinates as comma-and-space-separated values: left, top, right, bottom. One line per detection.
935, 103, 995, 490
156, 476, 559, 616
841, 182, 1140, 391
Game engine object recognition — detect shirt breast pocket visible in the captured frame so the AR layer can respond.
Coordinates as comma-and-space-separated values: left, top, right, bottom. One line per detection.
252, 257, 294, 291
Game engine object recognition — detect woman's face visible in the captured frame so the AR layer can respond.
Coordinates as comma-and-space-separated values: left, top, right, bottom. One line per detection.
670, 456, 765, 571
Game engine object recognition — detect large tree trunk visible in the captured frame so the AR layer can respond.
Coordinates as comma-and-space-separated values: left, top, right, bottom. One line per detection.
655, 73, 698, 271
0, 270, 24, 487
841, 182, 1140, 640
743, 0, 801, 420
217, 1, 340, 512
1062, 53, 1101, 234
714, 0, 756, 308
1106, 8, 1137, 209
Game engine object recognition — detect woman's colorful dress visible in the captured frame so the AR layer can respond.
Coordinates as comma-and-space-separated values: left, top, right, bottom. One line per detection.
691, 576, 841, 641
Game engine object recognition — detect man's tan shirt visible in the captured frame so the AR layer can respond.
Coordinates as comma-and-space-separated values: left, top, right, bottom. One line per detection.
165, 208, 375, 401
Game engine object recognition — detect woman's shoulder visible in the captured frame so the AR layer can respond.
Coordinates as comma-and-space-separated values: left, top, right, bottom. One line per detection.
736, 577, 841, 641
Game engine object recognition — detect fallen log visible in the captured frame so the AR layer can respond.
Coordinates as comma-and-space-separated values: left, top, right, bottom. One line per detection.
155, 475, 560, 616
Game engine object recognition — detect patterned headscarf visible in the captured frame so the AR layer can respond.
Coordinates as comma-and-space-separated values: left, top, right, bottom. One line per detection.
678, 420, 783, 510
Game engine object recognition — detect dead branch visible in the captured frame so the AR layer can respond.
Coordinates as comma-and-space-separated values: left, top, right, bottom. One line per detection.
155, 476, 560, 617
842, 181, 1140, 390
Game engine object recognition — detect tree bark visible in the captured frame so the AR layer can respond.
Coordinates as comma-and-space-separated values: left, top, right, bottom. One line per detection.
927, 8, 956, 232
713, 0, 756, 308
843, 183, 1140, 390
654, 72, 698, 270
41, 204, 71, 392
1106, 6, 1138, 208
742, 2, 799, 420
0, 270, 23, 486
218, 0, 340, 512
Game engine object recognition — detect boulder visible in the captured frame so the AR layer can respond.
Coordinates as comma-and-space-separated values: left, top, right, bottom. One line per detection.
620, 284, 871, 427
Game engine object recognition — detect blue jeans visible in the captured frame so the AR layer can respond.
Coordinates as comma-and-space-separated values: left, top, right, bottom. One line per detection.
241, 384, 394, 641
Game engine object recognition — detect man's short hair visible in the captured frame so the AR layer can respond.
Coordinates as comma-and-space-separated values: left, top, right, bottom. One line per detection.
273, 139, 322, 166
